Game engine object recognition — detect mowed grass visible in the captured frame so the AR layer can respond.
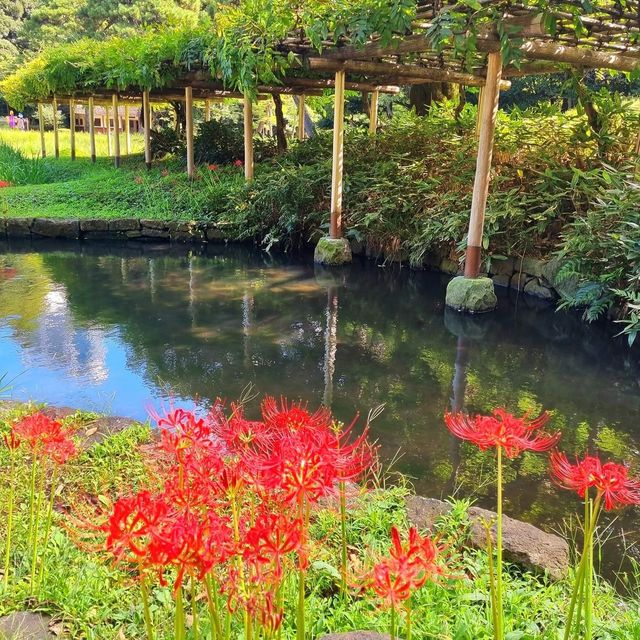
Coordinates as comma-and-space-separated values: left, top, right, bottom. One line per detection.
0, 128, 238, 220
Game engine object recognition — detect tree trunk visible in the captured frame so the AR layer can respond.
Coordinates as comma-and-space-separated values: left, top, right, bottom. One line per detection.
409, 82, 459, 116
171, 100, 186, 136
272, 93, 288, 153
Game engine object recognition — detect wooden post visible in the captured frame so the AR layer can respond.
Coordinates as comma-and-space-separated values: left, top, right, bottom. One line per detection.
330, 70, 346, 239
464, 52, 503, 278
88, 97, 96, 163
124, 105, 131, 155
69, 99, 76, 160
243, 93, 254, 181
205, 99, 211, 122
143, 90, 152, 169
368, 89, 379, 135
297, 94, 306, 141
52, 97, 60, 159
107, 105, 112, 156
185, 87, 195, 178
37, 103, 46, 158
475, 88, 485, 139
112, 93, 121, 168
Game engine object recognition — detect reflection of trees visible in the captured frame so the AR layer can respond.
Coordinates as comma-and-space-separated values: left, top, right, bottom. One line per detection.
28, 244, 640, 554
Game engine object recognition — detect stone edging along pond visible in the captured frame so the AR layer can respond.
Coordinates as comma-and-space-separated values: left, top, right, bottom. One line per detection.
0, 216, 563, 302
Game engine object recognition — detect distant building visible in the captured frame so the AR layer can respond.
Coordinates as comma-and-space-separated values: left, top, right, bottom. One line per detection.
73, 104, 141, 134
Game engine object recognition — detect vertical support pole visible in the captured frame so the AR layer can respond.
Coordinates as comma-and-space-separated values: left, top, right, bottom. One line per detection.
185, 87, 195, 179
297, 94, 306, 141
368, 89, 379, 135
205, 99, 211, 122
37, 103, 46, 158
69, 99, 76, 160
112, 93, 121, 168
465, 52, 503, 278
243, 93, 254, 181
143, 90, 152, 169
52, 97, 60, 159
475, 87, 485, 139
107, 105, 112, 156
124, 104, 131, 155
88, 97, 96, 163
330, 70, 346, 240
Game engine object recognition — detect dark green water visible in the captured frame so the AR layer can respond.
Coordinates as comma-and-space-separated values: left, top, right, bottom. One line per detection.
0, 240, 638, 579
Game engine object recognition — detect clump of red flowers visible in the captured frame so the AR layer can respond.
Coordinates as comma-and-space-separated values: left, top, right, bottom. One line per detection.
12, 411, 76, 464
233, 159, 243, 167
134, 175, 143, 184
208, 163, 218, 171
161, 168, 169, 177
0, 180, 11, 188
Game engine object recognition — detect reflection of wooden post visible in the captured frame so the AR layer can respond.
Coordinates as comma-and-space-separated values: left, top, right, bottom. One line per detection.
451, 336, 470, 413
88, 97, 96, 163
37, 103, 46, 158
185, 87, 195, 178
205, 99, 211, 122
112, 94, 121, 168
297, 94, 306, 141
243, 93, 254, 181
323, 287, 339, 408
368, 89, 379, 135
465, 52, 502, 278
124, 105, 131, 155
143, 90, 152, 169
330, 70, 346, 239
52, 97, 60, 158
69, 99, 76, 160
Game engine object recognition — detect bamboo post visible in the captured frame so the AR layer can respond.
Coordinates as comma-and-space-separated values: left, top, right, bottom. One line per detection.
464, 52, 503, 278
37, 103, 46, 158
297, 94, 306, 141
205, 99, 211, 122
52, 97, 60, 158
112, 93, 121, 167
69, 99, 76, 160
124, 104, 131, 155
185, 87, 195, 178
475, 87, 485, 139
330, 70, 346, 239
143, 90, 152, 169
243, 93, 254, 181
88, 97, 96, 163
368, 89, 379, 135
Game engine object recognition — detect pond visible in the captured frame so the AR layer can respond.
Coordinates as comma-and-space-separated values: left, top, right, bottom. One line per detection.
1, 239, 639, 580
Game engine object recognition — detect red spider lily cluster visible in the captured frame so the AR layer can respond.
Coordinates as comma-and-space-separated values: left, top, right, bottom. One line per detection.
0, 180, 11, 188
10, 411, 76, 464
234, 159, 243, 167
89, 397, 377, 638
364, 526, 443, 608
208, 163, 218, 171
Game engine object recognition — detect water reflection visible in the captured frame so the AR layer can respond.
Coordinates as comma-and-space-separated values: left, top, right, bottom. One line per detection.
0, 240, 639, 575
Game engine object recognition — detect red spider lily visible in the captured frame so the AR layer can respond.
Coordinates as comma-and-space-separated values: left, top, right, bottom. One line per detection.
12, 412, 76, 464
134, 175, 143, 184
0, 180, 11, 188
551, 451, 640, 511
161, 168, 169, 177
208, 164, 218, 171
365, 526, 443, 608
445, 408, 560, 458
210, 403, 274, 457
261, 396, 332, 440
325, 419, 378, 484
3, 431, 21, 451
234, 159, 243, 167
243, 512, 303, 578
103, 491, 170, 564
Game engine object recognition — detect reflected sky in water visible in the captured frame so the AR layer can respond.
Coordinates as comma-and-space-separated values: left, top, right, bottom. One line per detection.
0, 240, 639, 575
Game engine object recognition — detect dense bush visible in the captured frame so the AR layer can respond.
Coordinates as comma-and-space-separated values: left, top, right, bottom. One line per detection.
150, 127, 184, 160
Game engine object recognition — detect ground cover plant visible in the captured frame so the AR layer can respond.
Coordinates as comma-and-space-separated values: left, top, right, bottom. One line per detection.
1, 398, 640, 639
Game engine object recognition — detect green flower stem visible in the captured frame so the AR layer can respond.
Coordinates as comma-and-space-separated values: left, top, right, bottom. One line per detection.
139, 569, 155, 640
339, 480, 348, 600
27, 451, 38, 550
37, 465, 59, 589
485, 520, 499, 638
191, 575, 199, 640
175, 584, 186, 640
390, 604, 396, 640
29, 460, 47, 593
405, 602, 412, 640
495, 446, 504, 640
205, 575, 223, 640
3, 448, 16, 591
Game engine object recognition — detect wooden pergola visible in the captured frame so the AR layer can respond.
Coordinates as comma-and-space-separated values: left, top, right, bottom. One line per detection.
33, 0, 640, 280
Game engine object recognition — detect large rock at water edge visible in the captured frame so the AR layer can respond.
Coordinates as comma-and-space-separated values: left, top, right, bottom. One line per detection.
314, 237, 352, 266
445, 276, 497, 313
406, 496, 569, 580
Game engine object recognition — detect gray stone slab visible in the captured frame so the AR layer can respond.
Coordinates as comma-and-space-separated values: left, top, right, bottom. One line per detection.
31, 219, 79, 239
0, 612, 55, 639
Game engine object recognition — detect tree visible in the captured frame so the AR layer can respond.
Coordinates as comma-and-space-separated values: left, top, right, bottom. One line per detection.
0, 0, 33, 77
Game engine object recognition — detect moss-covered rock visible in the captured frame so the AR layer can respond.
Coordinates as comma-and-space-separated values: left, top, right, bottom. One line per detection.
314, 237, 352, 266
445, 276, 497, 313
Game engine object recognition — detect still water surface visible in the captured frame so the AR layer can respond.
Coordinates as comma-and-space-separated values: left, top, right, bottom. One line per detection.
1, 240, 639, 575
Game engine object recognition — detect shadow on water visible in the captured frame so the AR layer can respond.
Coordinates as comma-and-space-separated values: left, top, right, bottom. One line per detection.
1, 238, 639, 579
